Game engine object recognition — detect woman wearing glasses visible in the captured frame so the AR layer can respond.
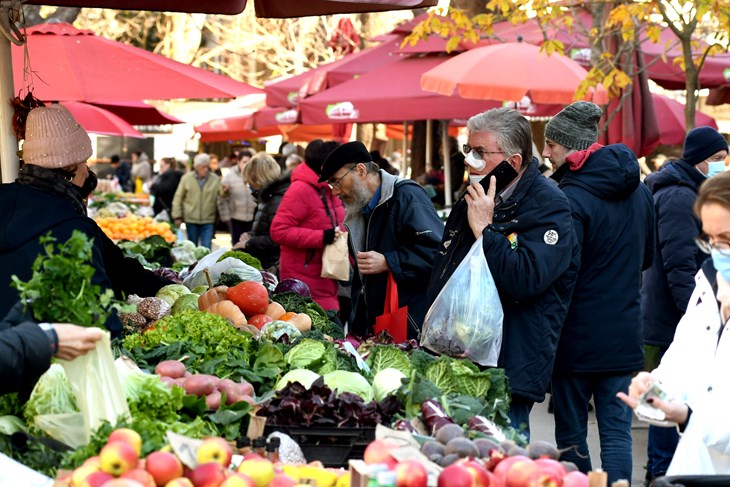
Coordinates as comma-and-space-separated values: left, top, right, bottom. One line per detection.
618, 171, 730, 475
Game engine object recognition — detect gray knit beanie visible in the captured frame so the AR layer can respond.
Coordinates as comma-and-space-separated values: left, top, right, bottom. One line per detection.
545, 101, 603, 150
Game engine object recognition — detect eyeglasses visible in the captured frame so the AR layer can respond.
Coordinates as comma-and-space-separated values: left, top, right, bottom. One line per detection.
463, 143, 504, 159
695, 236, 730, 257
328, 165, 357, 190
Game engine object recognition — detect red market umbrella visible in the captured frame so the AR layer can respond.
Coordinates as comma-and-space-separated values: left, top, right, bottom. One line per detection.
300, 55, 565, 125
652, 94, 719, 145
25, 0, 437, 17
61, 101, 144, 138
420, 42, 607, 105
195, 114, 283, 142
12, 23, 263, 102
88, 101, 182, 125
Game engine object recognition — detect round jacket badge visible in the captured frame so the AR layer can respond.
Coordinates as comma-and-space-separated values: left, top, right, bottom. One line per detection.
544, 229, 559, 245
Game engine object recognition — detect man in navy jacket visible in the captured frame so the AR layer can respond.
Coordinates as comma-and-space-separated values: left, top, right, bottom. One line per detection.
428, 108, 578, 438
543, 101, 656, 484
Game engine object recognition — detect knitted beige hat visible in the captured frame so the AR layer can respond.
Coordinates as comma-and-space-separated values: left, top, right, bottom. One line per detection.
22, 104, 92, 168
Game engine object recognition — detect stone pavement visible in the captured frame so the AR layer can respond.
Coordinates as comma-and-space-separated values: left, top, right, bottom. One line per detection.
530, 396, 649, 486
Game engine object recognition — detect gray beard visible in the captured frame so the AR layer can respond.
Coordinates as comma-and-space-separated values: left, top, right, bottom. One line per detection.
344, 178, 373, 214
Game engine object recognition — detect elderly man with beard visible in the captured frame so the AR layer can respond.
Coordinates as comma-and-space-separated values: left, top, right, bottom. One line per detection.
319, 141, 444, 339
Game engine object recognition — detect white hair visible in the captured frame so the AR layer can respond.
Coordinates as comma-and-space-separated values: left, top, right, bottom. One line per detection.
193, 153, 211, 168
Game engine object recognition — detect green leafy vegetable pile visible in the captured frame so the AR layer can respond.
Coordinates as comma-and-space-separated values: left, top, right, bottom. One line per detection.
11, 231, 115, 327
117, 234, 173, 268
218, 250, 262, 270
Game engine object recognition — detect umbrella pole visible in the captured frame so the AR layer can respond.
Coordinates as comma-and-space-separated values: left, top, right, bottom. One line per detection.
0, 34, 17, 183
402, 120, 408, 178
441, 120, 452, 208
425, 119, 432, 172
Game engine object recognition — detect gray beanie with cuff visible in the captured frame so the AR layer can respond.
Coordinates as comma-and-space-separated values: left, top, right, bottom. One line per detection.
545, 101, 603, 150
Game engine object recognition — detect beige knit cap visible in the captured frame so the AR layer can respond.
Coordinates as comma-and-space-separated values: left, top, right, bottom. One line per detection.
22, 104, 92, 168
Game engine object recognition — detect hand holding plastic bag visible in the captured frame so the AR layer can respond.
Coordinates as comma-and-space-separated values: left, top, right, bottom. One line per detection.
421, 237, 504, 366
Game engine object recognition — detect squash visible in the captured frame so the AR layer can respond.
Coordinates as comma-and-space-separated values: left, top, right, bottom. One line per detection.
206, 300, 247, 328
279, 311, 297, 322
287, 313, 312, 333
198, 286, 228, 311
265, 301, 287, 320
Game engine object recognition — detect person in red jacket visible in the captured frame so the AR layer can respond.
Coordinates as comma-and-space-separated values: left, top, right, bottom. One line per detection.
270, 140, 345, 311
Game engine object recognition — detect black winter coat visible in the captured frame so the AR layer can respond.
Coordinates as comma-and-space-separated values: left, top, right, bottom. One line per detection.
552, 144, 655, 374
246, 174, 291, 271
0, 183, 119, 337
642, 160, 708, 348
428, 160, 578, 402
150, 169, 183, 215
0, 302, 52, 398
346, 171, 444, 339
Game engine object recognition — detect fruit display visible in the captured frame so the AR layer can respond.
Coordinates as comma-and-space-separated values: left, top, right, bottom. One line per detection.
97, 215, 176, 243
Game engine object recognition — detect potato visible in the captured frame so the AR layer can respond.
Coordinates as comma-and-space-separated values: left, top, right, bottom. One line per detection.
159, 376, 177, 388
239, 394, 256, 406
239, 381, 254, 397
183, 374, 219, 397
155, 360, 186, 379
206, 391, 222, 410
265, 301, 287, 320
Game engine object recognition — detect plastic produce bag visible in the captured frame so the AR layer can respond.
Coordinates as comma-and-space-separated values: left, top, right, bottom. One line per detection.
183, 249, 263, 289
420, 237, 504, 366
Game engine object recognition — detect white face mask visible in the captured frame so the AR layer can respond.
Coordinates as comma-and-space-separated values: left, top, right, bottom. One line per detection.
469, 174, 485, 185
464, 150, 486, 171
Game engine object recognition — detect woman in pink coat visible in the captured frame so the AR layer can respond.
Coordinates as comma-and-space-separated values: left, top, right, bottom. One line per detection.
271, 141, 345, 311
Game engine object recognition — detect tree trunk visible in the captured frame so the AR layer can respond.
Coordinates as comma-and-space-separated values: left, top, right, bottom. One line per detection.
682, 36, 699, 131
449, 0, 487, 16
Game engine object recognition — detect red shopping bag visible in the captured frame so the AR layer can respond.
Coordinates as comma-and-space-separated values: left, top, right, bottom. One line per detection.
374, 273, 408, 343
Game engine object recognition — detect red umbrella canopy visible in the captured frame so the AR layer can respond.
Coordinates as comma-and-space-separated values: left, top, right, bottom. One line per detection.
420, 42, 607, 105
300, 55, 565, 125
24, 0, 437, 17
88, 101, 182, 125
13, 23, 262, 102
652, 94, 719, 146
61, 101, 144, 138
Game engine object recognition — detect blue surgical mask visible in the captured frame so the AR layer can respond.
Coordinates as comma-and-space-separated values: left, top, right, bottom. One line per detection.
707, 161, 726, 178
711, 249, 730, 282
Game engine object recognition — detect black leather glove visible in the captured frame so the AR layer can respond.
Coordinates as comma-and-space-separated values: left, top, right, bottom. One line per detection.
323, 228, 336, 246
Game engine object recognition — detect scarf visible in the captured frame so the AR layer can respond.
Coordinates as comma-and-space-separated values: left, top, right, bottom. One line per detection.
16, 164, 87, 215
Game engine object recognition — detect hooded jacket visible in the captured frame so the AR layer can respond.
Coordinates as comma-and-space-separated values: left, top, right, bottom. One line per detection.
552, 144, 655, 374
642, 160, 708, 348
428, 159, 577, 402
270, 164, 344, 310
0, 183, 121, 337
347, 170, 444, 339
246, 174, 291, 271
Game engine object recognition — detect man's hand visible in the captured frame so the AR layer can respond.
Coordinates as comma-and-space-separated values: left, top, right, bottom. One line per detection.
357, 251, 389, 275
174, 218, 183, 227
233, 232, 251, 249
465, 176, 496, 239
53, 324, 105, 361
616, 371, 689, 425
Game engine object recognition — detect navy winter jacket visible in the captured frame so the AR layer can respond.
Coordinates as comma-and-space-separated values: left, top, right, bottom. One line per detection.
552, 144, 655, 374
428, 159, 578, 402
642, 160, 708, 348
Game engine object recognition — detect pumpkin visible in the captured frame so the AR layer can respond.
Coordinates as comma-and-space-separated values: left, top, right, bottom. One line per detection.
265, 302, 287, 320
279, 311, 297, 322
287, 313, 312, 333
198, 286, 228, 311
206, 300, 247, 328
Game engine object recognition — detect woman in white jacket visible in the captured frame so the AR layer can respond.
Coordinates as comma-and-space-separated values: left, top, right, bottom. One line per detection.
618, 171, 730, 475
217, 153, 256, 245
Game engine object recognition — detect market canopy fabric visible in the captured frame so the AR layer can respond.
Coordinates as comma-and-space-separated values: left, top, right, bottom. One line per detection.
61, 101, 144, 138
652, 94, 719, 146
12, 23, 263, 102
23, 0, 437, 17
88, 101, 182, 126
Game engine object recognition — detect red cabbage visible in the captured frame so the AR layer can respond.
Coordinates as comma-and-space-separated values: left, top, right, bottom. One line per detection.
274, 278, 311, 298
260, 270, 278, 293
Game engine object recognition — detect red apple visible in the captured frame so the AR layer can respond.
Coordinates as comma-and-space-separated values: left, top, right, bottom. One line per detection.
241, 453, 264, 461
267, 473, 297, 487
220, 473, 256, 487
493, 455, 529, 480
100, 480, 147, 487
561, 471, 589, 487
363, 440, 398, 469
108, 428, 143, 457
236, 457, 275, 487
121, 469, 156, 487
100, 441, 139, 476
461, 460, 496, 487
146, 451, 184, 486
533, 458, 566, 478
187, 463, 228, 487
505, 457, 538, 487
71, 465, 100, 487
197, 437, 233, 468
484, 449, 506, 472
526, 468, 563, 487
79, 471, 114, 487
438, 464, 476, 487
395, 459, 428, 487
247, 314, 273, 330
83, 456, 102, 470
